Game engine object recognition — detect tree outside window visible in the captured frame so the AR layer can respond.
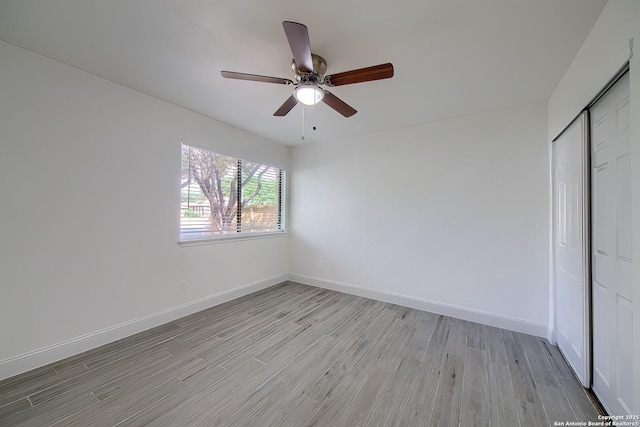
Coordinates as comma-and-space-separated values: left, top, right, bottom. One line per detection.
180, 142, 285, 240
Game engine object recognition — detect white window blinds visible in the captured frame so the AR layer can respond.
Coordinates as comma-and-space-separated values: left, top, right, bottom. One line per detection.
180, 142, 285, 241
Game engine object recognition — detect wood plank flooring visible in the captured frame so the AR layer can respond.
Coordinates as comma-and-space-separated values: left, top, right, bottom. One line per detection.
0, 282, 601, 426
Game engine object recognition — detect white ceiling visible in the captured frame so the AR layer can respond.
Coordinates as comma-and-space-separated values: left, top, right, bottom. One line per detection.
0, 0, 606, 146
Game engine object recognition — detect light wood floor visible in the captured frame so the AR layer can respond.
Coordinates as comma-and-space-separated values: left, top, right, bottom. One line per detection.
0, 282, 600, 426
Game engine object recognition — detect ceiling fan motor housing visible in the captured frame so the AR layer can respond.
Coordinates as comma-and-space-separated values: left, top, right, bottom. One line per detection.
292, 53, 327, 84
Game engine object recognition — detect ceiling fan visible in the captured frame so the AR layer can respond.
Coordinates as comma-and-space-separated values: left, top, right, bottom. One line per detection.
221, 21, 394, 118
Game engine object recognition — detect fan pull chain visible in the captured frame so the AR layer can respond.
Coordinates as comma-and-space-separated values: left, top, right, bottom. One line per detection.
301, 105, 305, 141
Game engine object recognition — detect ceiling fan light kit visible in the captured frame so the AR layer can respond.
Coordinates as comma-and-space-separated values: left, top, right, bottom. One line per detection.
294, 84, 324, 105
221, 21, 394, 117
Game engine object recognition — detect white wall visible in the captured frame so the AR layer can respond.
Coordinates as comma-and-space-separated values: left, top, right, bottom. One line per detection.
289, 102, 550, 336
547, 0, 640, 412
0, 41, 290, 380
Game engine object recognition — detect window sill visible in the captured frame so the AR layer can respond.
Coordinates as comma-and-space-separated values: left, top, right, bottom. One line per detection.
178, 231, 287, 247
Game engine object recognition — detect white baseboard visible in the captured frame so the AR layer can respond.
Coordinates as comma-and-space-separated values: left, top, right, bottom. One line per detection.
289, 273, 548, 338
0, 274, 287, 382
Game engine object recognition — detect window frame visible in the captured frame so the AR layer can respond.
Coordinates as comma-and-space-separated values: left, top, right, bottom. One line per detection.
178, 141, 286, 245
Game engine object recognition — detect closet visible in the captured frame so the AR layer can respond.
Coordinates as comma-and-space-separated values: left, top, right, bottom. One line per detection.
553, 69, 633, 415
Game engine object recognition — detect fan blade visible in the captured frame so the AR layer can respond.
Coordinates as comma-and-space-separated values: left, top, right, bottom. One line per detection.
322, 91, 357, 117
221, 71, 293, 85
274, 95, 298, 116
325, 63, 394, 87
282, 21, 313, 73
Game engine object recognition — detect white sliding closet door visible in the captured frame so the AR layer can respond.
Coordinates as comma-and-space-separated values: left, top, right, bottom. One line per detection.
590, 72, 633, 415
553, 111, 590, 387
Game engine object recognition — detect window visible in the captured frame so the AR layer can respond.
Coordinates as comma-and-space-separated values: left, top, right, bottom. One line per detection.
180, 142, 285, 241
